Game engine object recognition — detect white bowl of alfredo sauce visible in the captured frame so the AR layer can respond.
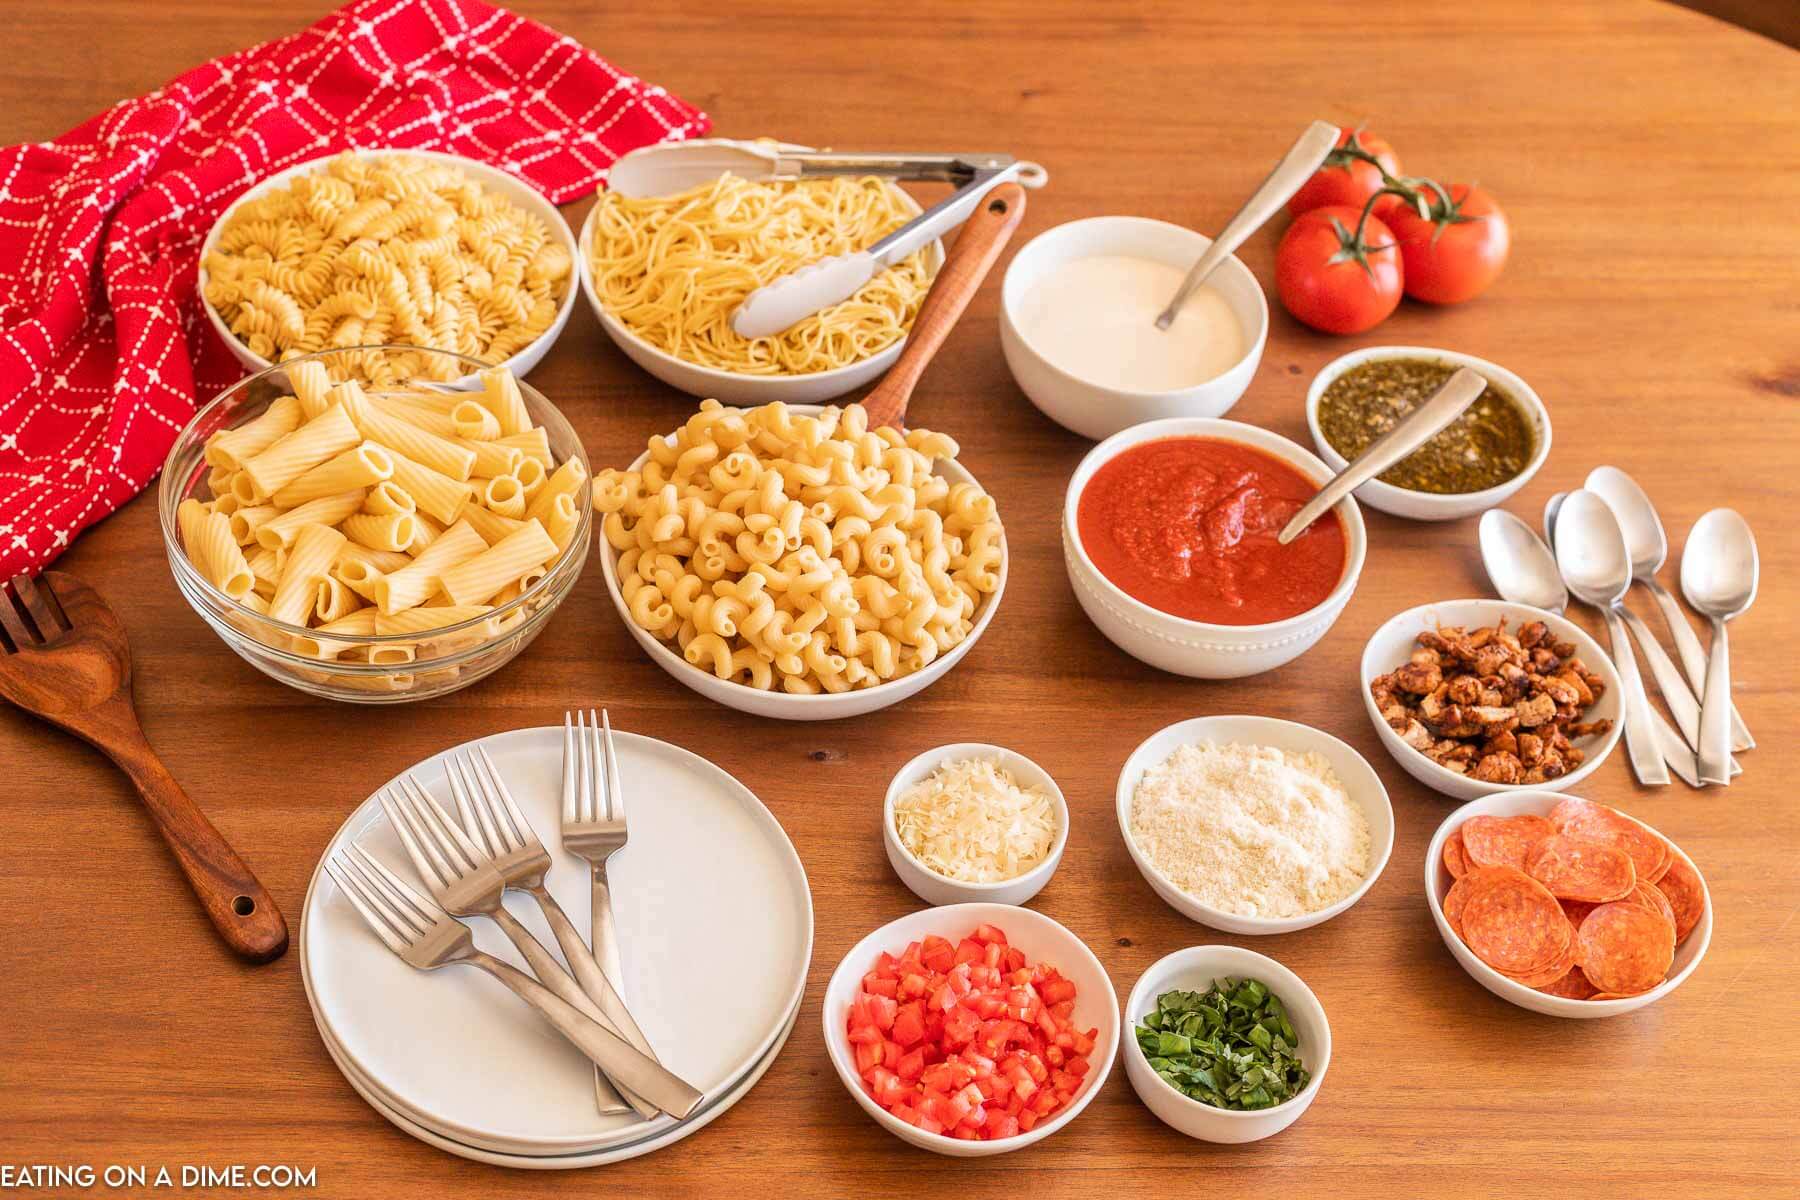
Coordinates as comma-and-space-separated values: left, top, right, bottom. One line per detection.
1000, 216, 1268, 441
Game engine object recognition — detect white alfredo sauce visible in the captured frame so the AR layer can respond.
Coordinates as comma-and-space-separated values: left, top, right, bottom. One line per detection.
1016, 254, 1246, 392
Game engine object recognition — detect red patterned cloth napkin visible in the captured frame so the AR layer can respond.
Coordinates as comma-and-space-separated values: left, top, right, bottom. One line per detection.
0, 0, 706, 577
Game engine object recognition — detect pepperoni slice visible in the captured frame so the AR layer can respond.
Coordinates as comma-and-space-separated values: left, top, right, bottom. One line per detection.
1443, 830, 1469, 879
1575, 902, 1675, 995
1561, 899, 1599, 929
1460, 814, 1555, 870
1548, 798, 1667, 881
1643, 837, 1674, 885
1653, 855, 1706, 945
1524, 834, 1637, 902
1536, 965, 1598, 1000
1460, 869, 1571, 976
1443, 865, 1516, 934
1506, 937, 1579, 989
1625, 882, 1677, 936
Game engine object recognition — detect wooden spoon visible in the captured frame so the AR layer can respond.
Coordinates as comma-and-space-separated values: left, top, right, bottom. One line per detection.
861, 181, 1028, 429
0, 571, 288, 962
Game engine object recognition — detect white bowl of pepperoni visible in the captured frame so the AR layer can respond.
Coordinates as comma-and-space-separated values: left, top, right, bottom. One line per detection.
1061, 417, 1366, 679
1425, 792, 1711, 1018
822, 903, 1118, 1156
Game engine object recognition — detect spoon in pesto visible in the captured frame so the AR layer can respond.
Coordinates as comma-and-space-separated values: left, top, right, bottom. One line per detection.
1278, 367, 1486, 544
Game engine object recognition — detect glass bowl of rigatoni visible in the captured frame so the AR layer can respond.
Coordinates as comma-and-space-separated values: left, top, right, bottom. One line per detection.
158, 346, 589, 702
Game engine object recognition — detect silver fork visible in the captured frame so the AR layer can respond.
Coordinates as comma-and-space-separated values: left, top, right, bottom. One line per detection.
325, 845, 702, 1119
379, 774, 683, 1119
560, 712, 639, 1020
446, 746, 669, 1111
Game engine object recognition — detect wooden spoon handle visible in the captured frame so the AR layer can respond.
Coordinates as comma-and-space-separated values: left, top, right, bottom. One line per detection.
861, 181, 1028, 429
106, 729, 289, 963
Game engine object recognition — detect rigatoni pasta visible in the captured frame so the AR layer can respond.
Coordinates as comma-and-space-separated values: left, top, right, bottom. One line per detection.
174, 364, 585, 693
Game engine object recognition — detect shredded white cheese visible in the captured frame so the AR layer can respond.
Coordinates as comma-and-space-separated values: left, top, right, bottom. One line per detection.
1128, 740, 1371, 919
893, 758, 1058, 883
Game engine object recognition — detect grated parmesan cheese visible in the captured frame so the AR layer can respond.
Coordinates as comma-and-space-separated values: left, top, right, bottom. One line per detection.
893, 758, 1058, 883
1128, 740, 1371, 919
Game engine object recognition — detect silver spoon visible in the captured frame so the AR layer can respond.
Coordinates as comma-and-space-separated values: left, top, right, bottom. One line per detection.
1586, 465, 1753, 750
1543, 491, 1567, 547
1554, 491, 1671, 787
1680, 509, 1758, 786
1154, 120, 1341, 330
1544, 491, 1717, 786
1478, 510, 1567, 613
1279, 367, 1486, 545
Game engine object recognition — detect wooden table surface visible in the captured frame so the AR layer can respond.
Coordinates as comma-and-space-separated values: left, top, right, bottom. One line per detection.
2, 2, 1796, 1195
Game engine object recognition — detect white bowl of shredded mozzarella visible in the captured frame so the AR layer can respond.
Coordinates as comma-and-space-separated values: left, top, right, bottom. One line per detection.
1115, 716, 1393, 935
884, 744, 1068, 907
578, 172, 944, 405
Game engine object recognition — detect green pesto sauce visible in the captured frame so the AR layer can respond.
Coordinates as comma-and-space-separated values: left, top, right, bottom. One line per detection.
1318, 358, 1535, 494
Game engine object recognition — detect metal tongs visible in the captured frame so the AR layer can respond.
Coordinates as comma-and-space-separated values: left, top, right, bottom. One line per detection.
604, 138, 1048, 337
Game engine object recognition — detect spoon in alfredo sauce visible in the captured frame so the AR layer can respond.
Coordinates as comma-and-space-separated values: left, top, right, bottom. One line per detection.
1278, 367, 1485, 545
1153, 120, 1342, 330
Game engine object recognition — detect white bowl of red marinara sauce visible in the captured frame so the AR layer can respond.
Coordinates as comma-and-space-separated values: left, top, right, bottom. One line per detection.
1061, 418, 1366, 679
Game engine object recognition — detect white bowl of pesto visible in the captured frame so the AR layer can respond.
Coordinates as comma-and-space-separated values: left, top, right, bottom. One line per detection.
1305, 346, 1551, 522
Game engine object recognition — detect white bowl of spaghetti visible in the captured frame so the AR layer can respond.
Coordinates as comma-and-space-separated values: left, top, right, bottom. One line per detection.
578, 172, 944, 405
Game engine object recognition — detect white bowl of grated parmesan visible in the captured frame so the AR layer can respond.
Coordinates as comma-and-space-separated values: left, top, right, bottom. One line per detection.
1115, 715, 1395, 934
884, 744, 1070, 907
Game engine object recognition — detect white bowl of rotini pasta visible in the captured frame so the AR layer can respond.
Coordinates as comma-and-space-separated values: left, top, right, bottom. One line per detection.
159, 346, 590, 703
577, 174, 945, 405
198, 150, 579, 386
595, 401, 1006, 720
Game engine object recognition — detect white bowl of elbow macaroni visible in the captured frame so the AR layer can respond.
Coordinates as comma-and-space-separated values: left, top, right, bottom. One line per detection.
594, 403, 1008, 721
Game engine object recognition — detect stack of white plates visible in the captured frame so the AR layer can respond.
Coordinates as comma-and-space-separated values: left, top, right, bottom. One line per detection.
299, 727, 814, 1168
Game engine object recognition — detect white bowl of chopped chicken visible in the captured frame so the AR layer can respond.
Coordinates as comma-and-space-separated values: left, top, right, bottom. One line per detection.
1115, 716, 1394, 935
884, 744, 1069, 907
1361, 599, 1623, 802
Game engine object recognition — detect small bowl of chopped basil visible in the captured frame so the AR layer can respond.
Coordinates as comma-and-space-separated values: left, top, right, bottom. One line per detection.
1123, 946, 1329, 1143
1305, 346, 1551, 523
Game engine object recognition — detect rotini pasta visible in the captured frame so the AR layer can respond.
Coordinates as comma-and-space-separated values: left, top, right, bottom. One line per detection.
203, 153, 571, 384
595, 400, 1003, 694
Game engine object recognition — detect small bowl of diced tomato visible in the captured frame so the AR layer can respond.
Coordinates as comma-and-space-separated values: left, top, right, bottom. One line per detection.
824, 903, 1120, 1156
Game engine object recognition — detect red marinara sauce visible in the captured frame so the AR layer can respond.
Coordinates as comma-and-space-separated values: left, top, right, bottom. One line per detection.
1076, 436, 1346, 625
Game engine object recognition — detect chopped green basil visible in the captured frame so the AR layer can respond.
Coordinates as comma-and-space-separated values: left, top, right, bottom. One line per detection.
1135, 979, 1310, 1111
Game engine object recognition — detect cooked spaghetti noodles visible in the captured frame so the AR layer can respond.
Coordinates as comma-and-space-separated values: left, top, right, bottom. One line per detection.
587, 174, 933, 375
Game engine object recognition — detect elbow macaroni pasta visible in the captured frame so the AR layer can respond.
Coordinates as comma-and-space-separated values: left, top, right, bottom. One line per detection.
595, 400, 1003, 694
202, 153, 572, 385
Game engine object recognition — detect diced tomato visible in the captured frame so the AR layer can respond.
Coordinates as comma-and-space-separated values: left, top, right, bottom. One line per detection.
865, 993, 898, 1032
942, 1005, 980, 1047
847, 923, 1084, 1142
920, 935, 956, 972
869, 1067, 907, 1107
891, 1002, 925, 1047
